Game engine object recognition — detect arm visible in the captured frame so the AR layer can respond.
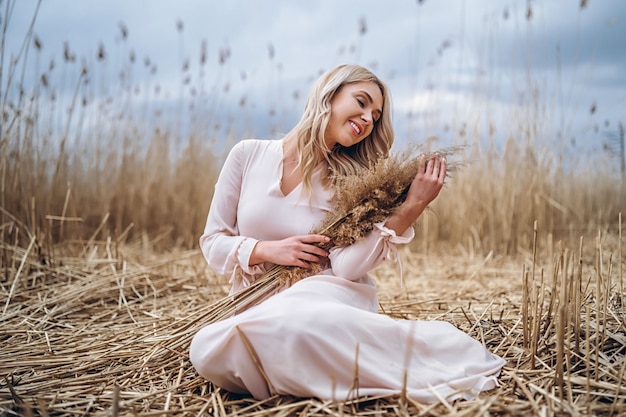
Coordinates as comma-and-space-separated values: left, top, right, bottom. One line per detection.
200, 142, 259, 276
385, 154, 447, 235
201, 141, 331, 275
250, 235, 330, 269
329, 222, 414, 280
329, 154, 447, 280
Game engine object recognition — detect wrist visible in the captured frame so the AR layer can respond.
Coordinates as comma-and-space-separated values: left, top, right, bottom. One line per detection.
397, 199, 427, 219
385, 201, 426, 236
249, 240, 266, 266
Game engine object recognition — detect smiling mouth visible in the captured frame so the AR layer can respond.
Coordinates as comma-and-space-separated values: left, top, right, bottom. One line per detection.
349, 121, 361, 135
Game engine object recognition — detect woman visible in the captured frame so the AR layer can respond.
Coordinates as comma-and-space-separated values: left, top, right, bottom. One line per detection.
189, 64, 506, 403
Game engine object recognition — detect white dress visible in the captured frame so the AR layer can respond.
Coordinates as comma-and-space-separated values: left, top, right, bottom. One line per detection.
189, 139, 506, 403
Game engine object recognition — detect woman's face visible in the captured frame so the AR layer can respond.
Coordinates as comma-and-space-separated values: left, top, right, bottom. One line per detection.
325, 81, 383, 149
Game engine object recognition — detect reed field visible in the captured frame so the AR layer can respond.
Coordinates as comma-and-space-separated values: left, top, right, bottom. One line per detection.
1, 3, 625, 416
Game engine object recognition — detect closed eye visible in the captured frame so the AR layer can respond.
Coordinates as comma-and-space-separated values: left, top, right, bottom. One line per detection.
356, 91, 382, 122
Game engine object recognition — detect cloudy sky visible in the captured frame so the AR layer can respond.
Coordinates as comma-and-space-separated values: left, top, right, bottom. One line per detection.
5, 0, 626, 159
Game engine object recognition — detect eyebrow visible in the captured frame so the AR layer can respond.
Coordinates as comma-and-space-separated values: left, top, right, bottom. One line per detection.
361, 90, 382, 119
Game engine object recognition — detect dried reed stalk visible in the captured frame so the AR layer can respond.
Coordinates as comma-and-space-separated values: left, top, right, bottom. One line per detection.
3, 155, 624, 415
2, 226, 625, 415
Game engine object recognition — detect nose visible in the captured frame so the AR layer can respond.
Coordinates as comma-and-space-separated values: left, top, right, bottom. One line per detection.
361, 111, 373, 125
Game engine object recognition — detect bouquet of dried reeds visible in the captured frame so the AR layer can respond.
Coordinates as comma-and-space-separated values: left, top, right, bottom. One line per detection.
197, 145, 464, 323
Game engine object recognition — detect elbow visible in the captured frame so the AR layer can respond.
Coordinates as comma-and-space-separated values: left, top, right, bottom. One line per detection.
330, 263, 371, 282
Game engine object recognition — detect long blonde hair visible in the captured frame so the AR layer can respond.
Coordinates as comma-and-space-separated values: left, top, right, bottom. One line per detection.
288, 64, 394, 195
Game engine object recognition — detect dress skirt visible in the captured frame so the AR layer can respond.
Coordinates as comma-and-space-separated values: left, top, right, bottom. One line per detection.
189, 274, 506, 403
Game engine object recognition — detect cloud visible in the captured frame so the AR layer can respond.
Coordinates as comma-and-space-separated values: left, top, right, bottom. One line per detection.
4, 0, 625, 155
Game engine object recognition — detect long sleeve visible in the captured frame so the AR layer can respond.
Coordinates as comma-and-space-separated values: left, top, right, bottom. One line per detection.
199, 142, 261, 279
199, 138, 414, 292
329, 222, 414, 281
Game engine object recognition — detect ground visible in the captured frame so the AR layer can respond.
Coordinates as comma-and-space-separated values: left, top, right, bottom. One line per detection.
1, 239, 624, 416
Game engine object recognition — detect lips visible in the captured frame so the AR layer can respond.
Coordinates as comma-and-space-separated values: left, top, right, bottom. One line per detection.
349, 120, 362, 136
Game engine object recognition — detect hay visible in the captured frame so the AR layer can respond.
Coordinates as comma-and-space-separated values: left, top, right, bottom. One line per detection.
0, 227, 624, 415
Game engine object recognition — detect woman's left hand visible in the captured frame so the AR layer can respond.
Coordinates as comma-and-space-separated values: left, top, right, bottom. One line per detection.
405, 154, 447, 210
384, 154, 447, 235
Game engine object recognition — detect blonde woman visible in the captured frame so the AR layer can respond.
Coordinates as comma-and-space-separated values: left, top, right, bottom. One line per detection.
190, 64, 505, 403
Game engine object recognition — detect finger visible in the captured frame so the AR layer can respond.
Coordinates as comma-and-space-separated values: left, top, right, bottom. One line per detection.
300, 234, 331, 244
294, 259, 312, 269
299, 252, 324, 264
417, 155, 426, 174
302, 244, 329, 257
425, 157, 435, 175
439, 158, 447, 182
433, 155, 441, 176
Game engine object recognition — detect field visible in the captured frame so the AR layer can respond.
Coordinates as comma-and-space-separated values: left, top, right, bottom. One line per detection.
2, 2, 625, 416
1, 133, 624, 416
0, 228, 624, 416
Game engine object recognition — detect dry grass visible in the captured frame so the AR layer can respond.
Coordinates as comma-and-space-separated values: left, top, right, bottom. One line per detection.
2, 4, 625, 415
0, 223, 624, 416
2, 1, 624, 254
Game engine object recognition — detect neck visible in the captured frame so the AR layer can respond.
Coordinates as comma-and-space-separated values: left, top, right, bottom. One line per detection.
282, 133, 299, 161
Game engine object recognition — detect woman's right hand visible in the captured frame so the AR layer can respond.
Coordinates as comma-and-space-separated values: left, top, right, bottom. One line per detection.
250, 234, 331, 268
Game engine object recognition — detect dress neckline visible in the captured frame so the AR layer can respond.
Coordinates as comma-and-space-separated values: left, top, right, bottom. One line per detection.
279, 139, 302, 197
